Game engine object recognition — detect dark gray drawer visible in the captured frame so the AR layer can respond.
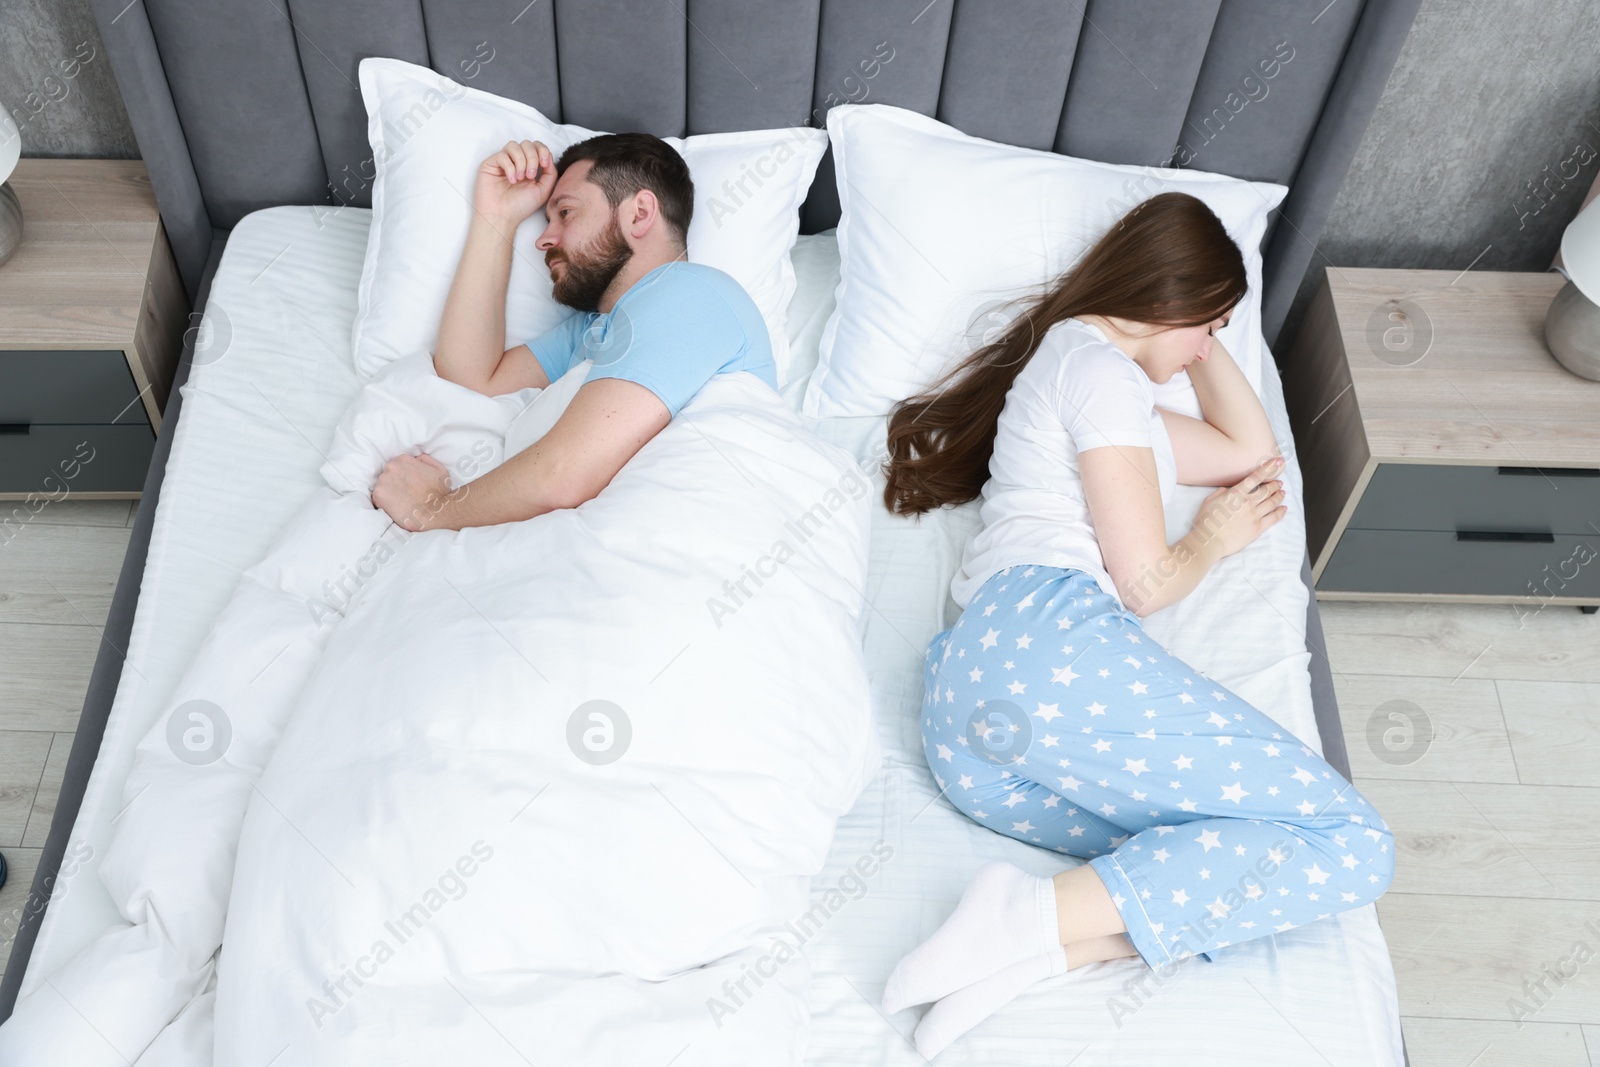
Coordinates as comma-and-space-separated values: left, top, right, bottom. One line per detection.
1320, 529, 1600, 599
0, 350, 149, 426
0, 425, 157, 495
1349, 462, 1600, 537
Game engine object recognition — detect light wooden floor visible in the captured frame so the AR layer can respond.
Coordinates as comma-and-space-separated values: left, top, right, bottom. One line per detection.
1324, 599, 1600, 1067
0, 499, 135, 981
0, 504, 1597, 1064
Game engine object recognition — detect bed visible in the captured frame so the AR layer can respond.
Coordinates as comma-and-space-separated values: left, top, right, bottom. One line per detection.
2, 1, 1423, 1063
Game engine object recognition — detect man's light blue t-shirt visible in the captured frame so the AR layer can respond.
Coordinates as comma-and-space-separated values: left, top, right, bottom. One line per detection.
527, 262, 777, 418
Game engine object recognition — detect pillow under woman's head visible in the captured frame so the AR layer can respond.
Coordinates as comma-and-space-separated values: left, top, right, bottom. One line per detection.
803, 104, 1288, 420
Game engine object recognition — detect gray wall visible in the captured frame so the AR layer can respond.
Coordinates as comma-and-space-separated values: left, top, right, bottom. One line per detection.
1278, 0, 1600, 352
1, 0, 138, 159
3, 0, 1597, 353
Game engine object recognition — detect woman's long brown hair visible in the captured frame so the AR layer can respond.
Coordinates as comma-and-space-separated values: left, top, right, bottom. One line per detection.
882, 191, 1248, 516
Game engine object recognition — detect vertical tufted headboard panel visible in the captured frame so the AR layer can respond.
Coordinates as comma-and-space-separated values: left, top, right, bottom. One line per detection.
89, 0, 1421, 349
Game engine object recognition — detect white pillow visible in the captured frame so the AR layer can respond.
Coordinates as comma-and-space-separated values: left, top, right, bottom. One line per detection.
353, 58, 827, 384
803, 104, 1289, 419
778, 231, 842, 410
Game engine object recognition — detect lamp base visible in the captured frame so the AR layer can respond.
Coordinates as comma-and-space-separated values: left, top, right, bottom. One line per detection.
1545, 280, 1600, 381
0, 182, 21, 268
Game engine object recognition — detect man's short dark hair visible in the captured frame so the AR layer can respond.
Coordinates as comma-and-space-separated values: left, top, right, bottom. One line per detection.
556, 133, 694, 247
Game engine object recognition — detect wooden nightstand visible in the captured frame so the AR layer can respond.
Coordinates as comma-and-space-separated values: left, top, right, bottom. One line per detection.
1285, 267, 1600, 608
0, 159, 188, 500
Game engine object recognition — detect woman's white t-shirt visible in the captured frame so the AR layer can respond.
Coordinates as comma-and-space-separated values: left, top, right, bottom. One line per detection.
951, 318, 1178, 610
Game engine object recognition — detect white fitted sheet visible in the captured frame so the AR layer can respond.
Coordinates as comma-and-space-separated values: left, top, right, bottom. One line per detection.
21, 206, 1402, 1065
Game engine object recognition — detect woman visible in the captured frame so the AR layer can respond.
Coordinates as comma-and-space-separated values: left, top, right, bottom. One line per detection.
877, 193, 1394, 1057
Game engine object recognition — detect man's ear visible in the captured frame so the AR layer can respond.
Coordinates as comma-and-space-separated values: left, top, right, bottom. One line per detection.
625, 188, 659, 240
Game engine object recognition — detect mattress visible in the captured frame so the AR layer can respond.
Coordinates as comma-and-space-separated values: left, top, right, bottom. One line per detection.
19, 207, 1403, 1064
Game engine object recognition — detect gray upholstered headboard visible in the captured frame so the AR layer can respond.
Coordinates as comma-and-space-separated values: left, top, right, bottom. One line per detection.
90, 0, 1421, 351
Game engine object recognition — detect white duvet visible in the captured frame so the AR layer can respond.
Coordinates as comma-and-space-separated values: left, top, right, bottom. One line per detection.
0, 349, 878, 1066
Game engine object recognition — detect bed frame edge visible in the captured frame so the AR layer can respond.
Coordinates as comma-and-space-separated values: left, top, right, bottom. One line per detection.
0, 233, 228, 1023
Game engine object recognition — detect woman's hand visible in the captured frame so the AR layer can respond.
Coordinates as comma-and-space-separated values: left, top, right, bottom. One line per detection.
472, 140, 557, 227
1187, 455, 1287, 559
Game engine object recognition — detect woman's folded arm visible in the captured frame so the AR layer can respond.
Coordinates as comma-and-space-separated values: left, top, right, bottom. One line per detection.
1080, 445, 1286, 617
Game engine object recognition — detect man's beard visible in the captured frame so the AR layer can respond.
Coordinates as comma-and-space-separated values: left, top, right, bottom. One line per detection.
547, 215, 633, 312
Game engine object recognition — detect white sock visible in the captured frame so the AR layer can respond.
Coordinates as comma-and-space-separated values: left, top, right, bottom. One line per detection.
881, 861, 1061, 1015
913, 946, 1071, 1060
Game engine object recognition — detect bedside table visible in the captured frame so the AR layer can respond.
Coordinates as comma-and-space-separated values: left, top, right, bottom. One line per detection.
1285, 267, 1600, 608
0, 159, 188, 500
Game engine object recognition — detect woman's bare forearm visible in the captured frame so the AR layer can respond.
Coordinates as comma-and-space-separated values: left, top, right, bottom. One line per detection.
433, 214, 518, 391
1114, 454, 1288, 616
1117, 527, 1226, 617
1084, 445, 1228, 617
1188, 341, 1276, 458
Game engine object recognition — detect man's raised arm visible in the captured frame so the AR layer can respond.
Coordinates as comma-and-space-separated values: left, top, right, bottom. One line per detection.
433, 140, 556, 396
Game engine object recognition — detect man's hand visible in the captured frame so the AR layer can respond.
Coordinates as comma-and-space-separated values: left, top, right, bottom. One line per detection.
474, 140, 557, 227
372, 453, 458, 532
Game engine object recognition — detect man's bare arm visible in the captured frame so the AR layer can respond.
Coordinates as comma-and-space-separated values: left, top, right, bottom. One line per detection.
372, 378, 671, 531
434, 140, 556, 396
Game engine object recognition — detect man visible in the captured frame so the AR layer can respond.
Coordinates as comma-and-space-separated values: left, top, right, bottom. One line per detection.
371, 133, 778, 531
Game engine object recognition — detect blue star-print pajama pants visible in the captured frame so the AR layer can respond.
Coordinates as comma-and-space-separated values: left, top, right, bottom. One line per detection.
922, 565, 1395, 967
